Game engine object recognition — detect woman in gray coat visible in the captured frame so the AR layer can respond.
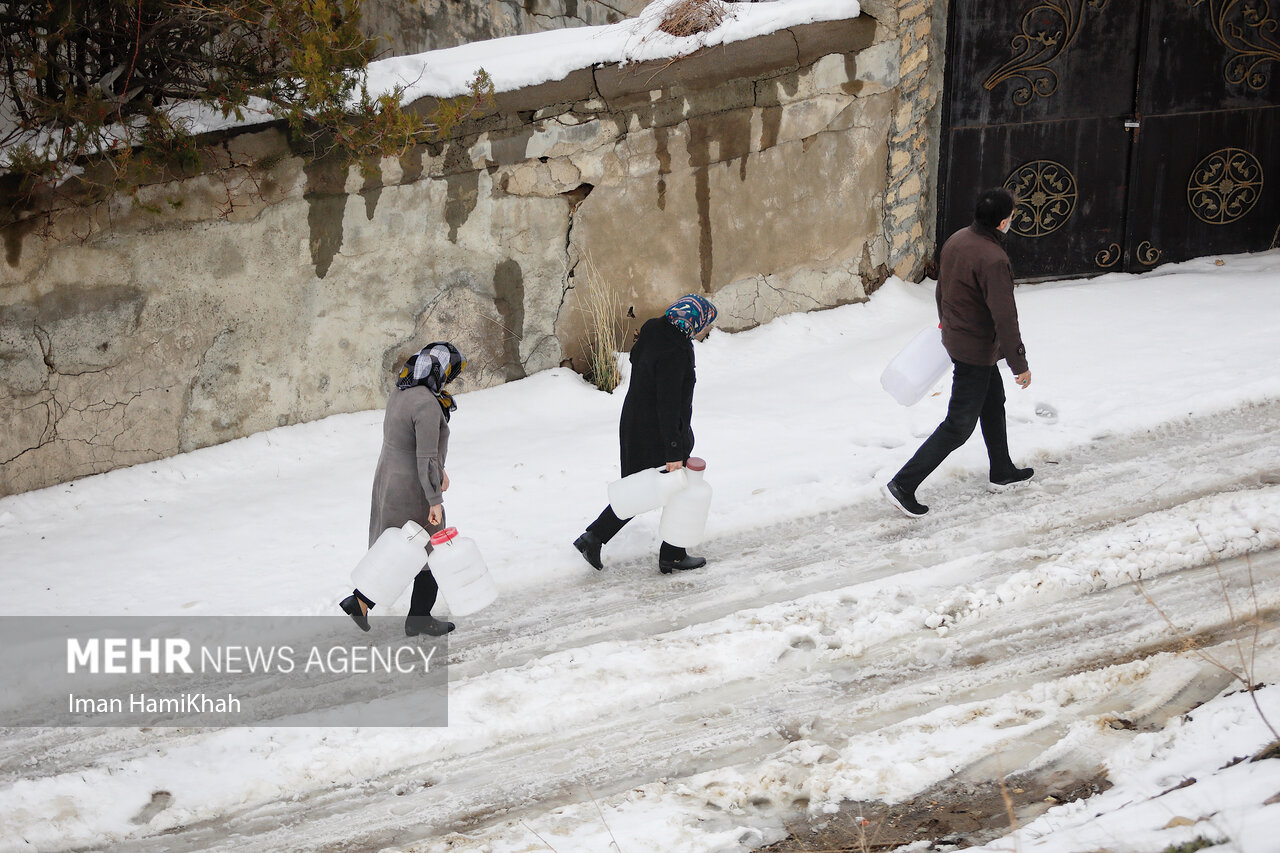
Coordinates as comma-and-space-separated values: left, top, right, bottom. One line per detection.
340, 342, 466, 636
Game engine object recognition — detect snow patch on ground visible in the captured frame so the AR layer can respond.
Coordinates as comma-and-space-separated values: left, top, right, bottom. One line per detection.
2, 251, 1280, 852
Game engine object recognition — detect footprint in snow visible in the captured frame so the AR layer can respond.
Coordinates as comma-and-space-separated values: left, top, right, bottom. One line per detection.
129, 791, 172, 825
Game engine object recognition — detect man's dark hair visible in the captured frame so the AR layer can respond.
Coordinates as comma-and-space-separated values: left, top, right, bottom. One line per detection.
974, 188, 1016, 229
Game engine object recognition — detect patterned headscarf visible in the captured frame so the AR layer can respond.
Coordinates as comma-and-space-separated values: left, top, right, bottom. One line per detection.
664, 294, 718, 338
396, 342, 467, 420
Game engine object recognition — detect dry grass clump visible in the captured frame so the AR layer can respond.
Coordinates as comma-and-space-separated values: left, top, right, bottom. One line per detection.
658, 0, 728, 37
1134, 533, 1277, 743
575, 250, 625, 393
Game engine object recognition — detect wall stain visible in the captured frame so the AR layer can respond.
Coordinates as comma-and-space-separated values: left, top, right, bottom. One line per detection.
760, 105, 783, 155
779, 67, 802, 99
399, 146, 426, 185
2, 217, 40, 268
444, 172, 480, 243
360, 158, 383, 221
685, 111, 755, 292
361, 186, 381, 221
10, 283, 147, 377
687, 129, 714, 294
303, 156, 349, 279
842, 54, 866, 95
654, 126, 672, 211
694, 168, 714, 292
492, 259, 527, 380
441, 142, 480, 243
488, 127, 536, 168
688, 112, 753, 171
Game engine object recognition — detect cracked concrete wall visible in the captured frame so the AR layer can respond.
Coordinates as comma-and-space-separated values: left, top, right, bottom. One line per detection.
1, 139, 572, 496
561, 46, 896, 338
529, 6, 920, 363
0, 3, 941, 497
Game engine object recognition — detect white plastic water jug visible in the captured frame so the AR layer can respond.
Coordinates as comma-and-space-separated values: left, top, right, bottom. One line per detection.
351, 521, 432, 607
658, 457, 712, 548
427, 527, 498, 616
880, 325, 952, 406
607, 466, 688, 519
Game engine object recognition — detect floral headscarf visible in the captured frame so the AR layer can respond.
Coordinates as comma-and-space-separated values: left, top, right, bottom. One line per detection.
664, 294, 718, 338
396, 342, 467, 420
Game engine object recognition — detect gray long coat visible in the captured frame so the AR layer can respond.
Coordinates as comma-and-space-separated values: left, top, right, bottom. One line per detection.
368, 385, 449, 547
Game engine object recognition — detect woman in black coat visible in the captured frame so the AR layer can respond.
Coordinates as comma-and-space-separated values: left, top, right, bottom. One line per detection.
573, 294, 717, 573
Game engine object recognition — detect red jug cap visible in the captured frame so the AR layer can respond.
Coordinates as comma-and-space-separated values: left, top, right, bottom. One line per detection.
686, 457, 706, 471
430, 527, 459, 545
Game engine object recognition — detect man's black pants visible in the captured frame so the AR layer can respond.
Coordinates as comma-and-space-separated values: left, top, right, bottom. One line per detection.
892, 360, 1017, 494
587, 506, 688, 562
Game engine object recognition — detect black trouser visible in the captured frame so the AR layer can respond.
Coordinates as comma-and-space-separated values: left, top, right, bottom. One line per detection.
408, 510, 447, 615
587, 506, 688, 562
892, 360, 1017, 494
408, 570, 439, 616
356, 562, 438, 614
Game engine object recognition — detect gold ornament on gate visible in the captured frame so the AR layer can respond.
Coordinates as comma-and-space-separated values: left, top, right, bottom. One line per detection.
1095, 242, 1122, 268
1190, 0, 1280, 91
1187, 147, 1264, 225
983, 0, 1111, 106
1004, 160, 1078, 237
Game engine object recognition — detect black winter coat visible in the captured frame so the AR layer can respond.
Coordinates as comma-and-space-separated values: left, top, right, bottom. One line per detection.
618, 317, 696, 475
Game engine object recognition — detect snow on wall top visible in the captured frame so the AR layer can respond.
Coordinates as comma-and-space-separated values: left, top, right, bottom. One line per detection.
368, 0, 862, 100
0, 0, 860, 167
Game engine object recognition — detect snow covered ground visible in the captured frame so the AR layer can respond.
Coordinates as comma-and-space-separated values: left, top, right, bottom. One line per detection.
2, 251, 1280, 852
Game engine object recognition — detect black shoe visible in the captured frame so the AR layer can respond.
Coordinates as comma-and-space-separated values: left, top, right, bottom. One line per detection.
405, 614, 455, 637
339, 594, 371, 632
574, 531, 604, 570
884, 480, 928, 518
990, 467, 1034, 487
659, 554, 706, 574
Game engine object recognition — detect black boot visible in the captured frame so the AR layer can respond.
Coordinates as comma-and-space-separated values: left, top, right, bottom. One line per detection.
659, 554, 707, 574
990, 466, 1034, 487
405, 614, 455, 636
339, 591, 373, 632
884, 479, 928, 517
659, 541, 705, 574
573, 531, 604, 570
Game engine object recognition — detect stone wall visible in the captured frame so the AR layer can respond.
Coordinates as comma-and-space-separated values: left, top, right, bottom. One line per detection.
885, 0, 945, 280
0, 1, 943, 497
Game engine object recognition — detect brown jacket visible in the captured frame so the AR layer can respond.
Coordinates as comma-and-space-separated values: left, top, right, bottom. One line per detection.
368, 385, 449, 546
935, 222, 1029, 375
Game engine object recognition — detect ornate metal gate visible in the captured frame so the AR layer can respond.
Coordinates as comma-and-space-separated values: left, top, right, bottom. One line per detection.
938, 0, 1280, 279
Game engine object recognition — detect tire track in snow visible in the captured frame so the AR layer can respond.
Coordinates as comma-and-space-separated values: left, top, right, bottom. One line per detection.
445, 399, 1280, 676
78, 553, 1280, 853
4, 401, 1280, 852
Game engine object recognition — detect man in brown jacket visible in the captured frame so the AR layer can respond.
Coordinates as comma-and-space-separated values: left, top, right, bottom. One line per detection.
884, 188, 1033, 518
